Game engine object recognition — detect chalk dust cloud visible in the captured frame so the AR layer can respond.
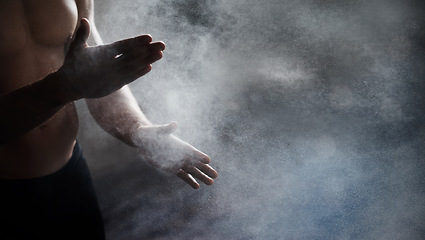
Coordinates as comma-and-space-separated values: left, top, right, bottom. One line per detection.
74, 0, 425, 239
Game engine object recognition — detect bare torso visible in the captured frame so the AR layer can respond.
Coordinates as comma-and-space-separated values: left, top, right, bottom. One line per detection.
0, 0, 80, 178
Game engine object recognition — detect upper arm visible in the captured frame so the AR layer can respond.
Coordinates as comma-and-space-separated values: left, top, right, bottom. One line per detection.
75, 0, 103, 45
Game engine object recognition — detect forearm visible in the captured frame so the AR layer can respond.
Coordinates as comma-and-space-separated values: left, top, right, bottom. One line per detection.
85, 85, 152, 147
0, 72, 72, 145
83, 6, 147, 146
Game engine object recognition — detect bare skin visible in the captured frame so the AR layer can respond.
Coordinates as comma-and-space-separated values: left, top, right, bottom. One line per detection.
0, 0, 217, 189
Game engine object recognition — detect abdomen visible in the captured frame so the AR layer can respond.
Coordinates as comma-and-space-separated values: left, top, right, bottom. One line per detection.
0, 102, 79, 179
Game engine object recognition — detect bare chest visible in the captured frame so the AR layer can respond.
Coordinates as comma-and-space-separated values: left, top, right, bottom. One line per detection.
0, 0, 78, 55
0, 0, 79, 92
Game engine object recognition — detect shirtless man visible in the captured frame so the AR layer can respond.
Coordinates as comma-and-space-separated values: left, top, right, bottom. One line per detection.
0, 0, 217, 239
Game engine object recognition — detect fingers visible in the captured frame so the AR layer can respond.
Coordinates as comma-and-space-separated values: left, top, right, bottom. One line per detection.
176, 170, 200, 189
106, 42, 164, 85
193, 151, 211, 164
120, 41, 165, 62
108, 35, 151, 54
134, 122, 178, 141
69, 18, 90, 52
108, 36, 164, 57
120, 50, 163, 71
155, 122, 178, 136
112, 41, 165, 78
193, 161, 218, 179
150, 41, 166, 51
175, 152, 218, 189
181, 163, 215, 185
176, 162, 217, 189
92, 36, 165, 86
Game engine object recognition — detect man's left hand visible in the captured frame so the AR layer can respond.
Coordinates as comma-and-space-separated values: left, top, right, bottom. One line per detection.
134, 122, 218, 189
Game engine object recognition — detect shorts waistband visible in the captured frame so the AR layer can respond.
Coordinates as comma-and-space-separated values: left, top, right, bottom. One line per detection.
0, 141, 83, 183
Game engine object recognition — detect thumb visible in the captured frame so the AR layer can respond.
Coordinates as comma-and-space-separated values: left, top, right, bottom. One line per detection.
69, 18, 90, 52
154, 122, 178, 136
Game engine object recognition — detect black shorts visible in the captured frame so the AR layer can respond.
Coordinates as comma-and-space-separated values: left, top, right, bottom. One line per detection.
0, 142, 105, 240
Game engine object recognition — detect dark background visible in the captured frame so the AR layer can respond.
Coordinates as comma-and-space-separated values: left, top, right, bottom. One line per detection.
76, 0, 425, 239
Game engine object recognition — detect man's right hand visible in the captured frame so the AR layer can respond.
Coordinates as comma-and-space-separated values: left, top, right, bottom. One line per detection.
58, 18, 165, 100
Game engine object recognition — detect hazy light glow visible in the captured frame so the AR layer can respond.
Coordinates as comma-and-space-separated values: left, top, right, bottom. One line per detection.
74, 0, 425, 239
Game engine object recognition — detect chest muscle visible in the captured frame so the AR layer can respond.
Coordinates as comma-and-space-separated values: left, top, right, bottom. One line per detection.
0, 0, 78, 55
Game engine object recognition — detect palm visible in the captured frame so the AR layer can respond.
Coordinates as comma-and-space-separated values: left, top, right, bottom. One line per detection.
135, 123, 218, 189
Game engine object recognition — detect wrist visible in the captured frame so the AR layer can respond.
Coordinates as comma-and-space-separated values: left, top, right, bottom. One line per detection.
51, 68, 80, 102
28, 71, 74, 108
